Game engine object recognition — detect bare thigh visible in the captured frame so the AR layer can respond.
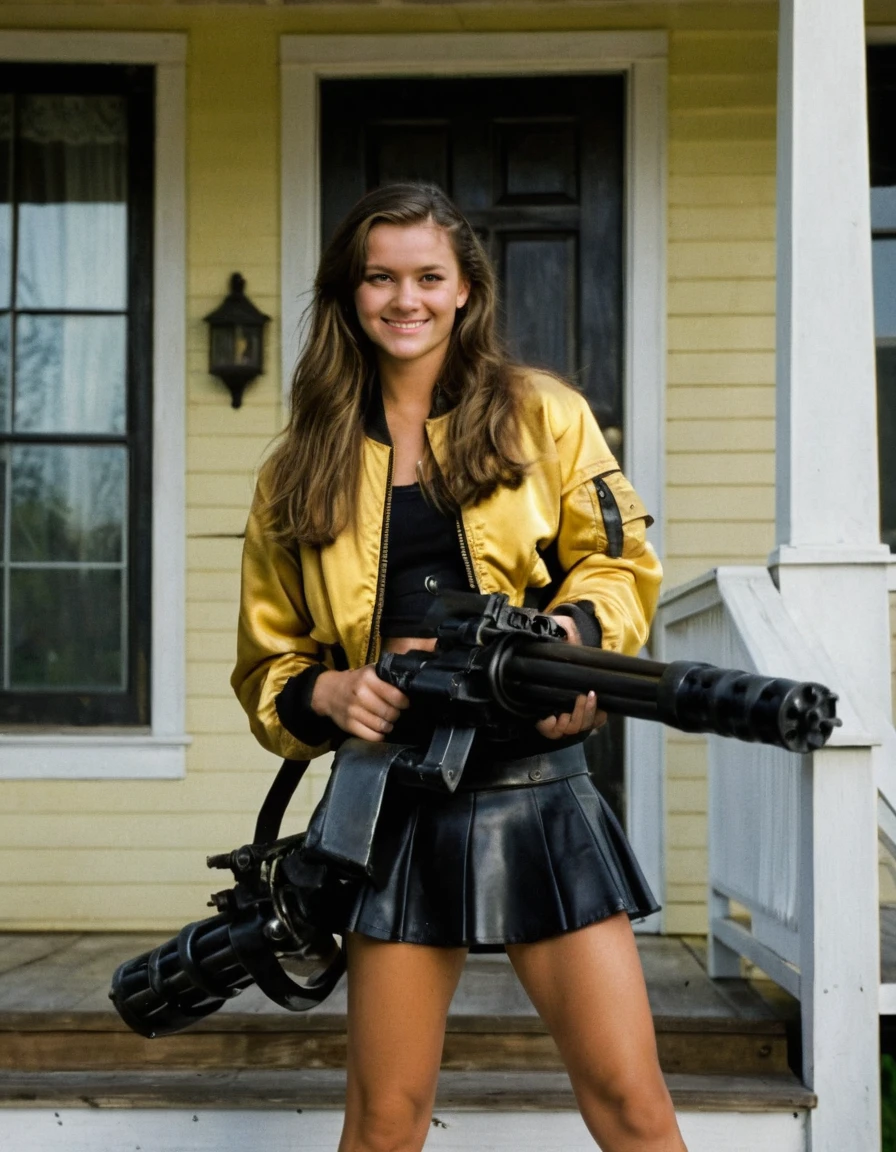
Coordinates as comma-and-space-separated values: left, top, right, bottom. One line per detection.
338, 933, 468, 1152
507, 914, 686, 1152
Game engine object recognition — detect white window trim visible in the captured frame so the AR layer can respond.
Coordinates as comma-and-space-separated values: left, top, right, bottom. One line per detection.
280, 31, 668, 928
867, 27, 896, 588
0, 32, 188, 779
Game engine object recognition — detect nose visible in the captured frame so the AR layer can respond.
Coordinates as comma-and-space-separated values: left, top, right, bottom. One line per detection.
395, 277, 420, 312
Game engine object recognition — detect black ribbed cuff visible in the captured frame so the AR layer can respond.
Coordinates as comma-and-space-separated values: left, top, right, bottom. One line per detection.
552, 601, 602, 648
275, 665, 341, 747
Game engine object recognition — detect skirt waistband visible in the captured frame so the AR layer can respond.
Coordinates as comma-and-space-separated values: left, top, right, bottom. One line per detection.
454, 743, 588, 791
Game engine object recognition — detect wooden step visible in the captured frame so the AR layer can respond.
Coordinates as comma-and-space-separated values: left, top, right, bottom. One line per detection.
0, 1068, 816, 1113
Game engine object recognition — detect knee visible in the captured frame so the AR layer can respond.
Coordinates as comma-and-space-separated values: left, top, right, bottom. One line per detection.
583, 1070, 680, 1144
342, 1088, 433, 1152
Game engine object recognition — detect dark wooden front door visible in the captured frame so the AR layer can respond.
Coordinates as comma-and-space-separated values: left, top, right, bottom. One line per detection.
320, 75, 627, 818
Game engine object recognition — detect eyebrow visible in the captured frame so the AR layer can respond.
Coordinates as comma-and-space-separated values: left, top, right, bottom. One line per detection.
364, 263, 449, 274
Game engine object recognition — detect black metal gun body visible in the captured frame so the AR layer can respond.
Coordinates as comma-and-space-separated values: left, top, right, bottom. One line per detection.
377, 589, 841, 760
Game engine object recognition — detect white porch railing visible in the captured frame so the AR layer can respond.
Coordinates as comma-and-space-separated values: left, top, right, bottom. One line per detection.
657, 566, 882, 1150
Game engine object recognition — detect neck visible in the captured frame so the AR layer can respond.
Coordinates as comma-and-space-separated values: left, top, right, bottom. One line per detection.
377, 352, 445, 413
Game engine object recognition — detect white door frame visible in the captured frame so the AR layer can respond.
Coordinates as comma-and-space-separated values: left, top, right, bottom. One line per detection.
280, 31, 668, 929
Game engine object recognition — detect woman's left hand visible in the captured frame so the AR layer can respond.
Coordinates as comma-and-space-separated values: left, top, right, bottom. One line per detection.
535, 615, 609, 739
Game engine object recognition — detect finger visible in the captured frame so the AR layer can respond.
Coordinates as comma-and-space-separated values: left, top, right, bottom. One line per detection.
593, 708, 609, 730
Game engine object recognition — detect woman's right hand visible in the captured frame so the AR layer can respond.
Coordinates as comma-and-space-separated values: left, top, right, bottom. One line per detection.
310, 666, 410, 742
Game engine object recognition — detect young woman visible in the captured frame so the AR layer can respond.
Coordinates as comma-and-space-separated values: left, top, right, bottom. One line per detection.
232, 183, 687, 1152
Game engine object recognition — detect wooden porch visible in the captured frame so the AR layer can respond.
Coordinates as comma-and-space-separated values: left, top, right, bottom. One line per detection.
0, 932, 813, 1117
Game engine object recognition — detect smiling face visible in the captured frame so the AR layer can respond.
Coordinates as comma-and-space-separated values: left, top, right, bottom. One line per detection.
353, 219, 470, 381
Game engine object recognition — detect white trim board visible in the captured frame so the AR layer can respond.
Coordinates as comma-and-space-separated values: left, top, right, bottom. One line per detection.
0, 32, 189, 780
280, 32, 668, 923
0, 1107, 807, 1152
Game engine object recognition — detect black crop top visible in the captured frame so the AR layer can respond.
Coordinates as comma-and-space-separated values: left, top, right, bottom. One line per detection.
379, 483, 471, 637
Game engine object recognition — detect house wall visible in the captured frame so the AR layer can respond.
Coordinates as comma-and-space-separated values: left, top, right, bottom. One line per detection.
0, 0, 874, 937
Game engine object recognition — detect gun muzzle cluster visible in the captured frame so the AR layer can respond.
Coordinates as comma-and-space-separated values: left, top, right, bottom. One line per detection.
491, 640, 840, 754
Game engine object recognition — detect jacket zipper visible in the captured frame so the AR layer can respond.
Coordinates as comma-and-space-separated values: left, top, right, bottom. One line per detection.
455, 513, 479, 591
365, 451, 394, 665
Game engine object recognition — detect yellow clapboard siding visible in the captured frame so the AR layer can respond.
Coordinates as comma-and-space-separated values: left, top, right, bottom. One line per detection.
0, 771, 275, 816
670, 108, 776, 142
668, 351, 776, 386
187, 598, 243, 632
187, 508, 248, 537
670, 140, 776, 176
669, 279, 774, 316
668, 316, 775, 352
667, 452, 774, 486
188, 472, 257, 509
186, 570, 241, 602
669, 174, 777, 206
664, 905, 709, 935
668, 485, 775, 522
670, 240, 776, 280
666, 522, 775, 558
667, 386, 774, 418
667, 814, 708, 848
669, 206, 776, 243
187, 629, 241, 665
186, 696, 253, 736
667, 418, 774, 453
0, 885, 227, 932
664, 557, 752, 587
666, 848, 709, 886
668, 777, 709, 813
671, 32, 777, 74
0, 812, 262, 850
186, 404, 280, 439
666, 884, 709, 904
189, 435, 275, 473
669, 73, 777, 110
187, 537, 244, 571
0, 849, 211, 887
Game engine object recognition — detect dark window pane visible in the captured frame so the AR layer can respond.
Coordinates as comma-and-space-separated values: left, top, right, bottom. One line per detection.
0, 94, 10, 310
8, 567, 124, 689
0, 313, 9, 431
877, 345, 896, 551
14, 314, 126, 433
16, 94, 127, 310
10, 444, 126, 563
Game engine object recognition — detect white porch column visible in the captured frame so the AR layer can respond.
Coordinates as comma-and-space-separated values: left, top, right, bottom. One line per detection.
772, 0, 891, 712
774, 3, 883, 1150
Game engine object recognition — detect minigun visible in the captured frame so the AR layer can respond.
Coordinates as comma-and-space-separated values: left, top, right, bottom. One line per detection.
110, 590, 840, 1038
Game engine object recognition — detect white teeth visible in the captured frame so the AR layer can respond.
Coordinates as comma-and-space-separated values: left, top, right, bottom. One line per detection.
384, 319, 426, 329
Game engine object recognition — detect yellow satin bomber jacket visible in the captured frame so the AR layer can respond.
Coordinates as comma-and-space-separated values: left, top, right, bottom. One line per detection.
232, 372, 663, 761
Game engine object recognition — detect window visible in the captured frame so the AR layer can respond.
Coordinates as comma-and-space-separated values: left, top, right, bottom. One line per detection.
0, 33, 186, 779
0, 64, 153, 724
867, 47, 896, 551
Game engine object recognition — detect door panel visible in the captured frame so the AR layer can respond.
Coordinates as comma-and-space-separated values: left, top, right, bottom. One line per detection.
320, 75, 627, 820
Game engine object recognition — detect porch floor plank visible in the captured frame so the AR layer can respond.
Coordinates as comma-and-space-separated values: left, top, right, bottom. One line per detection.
0, 933, 793, 1025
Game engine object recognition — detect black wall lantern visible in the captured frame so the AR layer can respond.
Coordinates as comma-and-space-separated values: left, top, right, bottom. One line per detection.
204, 273, 270, 408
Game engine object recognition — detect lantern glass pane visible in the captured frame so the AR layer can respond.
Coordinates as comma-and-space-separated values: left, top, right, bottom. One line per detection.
235, 325, 260, 369
210, 325, 234, 369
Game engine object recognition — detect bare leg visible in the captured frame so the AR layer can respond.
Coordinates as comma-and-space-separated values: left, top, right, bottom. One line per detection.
338, 933, 468, 1152
507, 914, 687, 1152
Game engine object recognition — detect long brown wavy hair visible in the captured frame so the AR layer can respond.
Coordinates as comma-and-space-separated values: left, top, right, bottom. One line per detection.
264, 183, 527, 545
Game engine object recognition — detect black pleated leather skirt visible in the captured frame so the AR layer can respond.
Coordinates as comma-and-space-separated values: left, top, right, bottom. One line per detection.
340, 739, 659, 950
